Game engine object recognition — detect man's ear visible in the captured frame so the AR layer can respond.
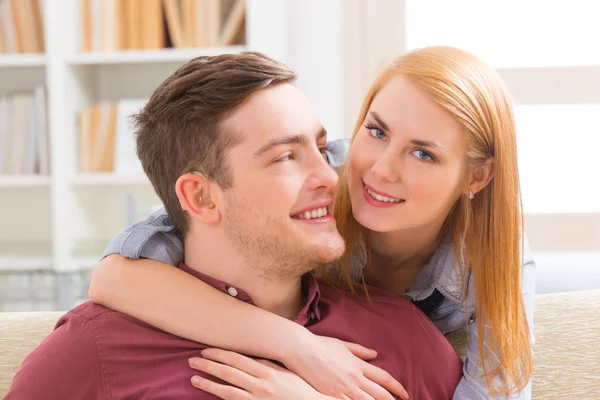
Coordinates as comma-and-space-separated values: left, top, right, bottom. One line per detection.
175, 172, 221, 224
466, 158, 494, 198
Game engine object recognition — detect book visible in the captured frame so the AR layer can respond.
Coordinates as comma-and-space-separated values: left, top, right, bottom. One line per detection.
80, 0, 245, 51
77, 99, 147, 176
0, 0, 45, 54
0, 86, 49, 175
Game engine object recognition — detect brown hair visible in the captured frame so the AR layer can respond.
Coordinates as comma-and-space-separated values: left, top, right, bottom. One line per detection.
134, 52, 296, 236
319, 46, 532, 396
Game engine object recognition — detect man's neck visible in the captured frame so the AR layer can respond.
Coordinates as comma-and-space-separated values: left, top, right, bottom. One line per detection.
183, 233, 305, 320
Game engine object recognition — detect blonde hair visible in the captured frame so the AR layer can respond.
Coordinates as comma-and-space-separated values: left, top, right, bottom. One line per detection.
318, 46, 533, 396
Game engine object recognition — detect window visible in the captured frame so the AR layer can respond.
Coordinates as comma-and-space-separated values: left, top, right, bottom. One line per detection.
515, 104, 600, 214
406, 0, 600, 68
406, 0, 600, 215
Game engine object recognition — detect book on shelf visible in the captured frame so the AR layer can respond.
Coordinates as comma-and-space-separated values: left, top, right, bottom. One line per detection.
0, 86, 49, 175
81, 0, 246, 52
0, 0, 45, 54
77, 99, 147, 175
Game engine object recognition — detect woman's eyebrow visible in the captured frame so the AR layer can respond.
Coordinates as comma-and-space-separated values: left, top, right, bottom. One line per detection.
368, 111, 390, 131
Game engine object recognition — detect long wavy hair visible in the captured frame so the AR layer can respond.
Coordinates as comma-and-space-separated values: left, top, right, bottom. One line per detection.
318, 46, 533, 396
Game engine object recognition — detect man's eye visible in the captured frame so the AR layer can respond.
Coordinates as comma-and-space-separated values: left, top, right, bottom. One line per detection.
319, 147, 328, 159
275, 154, 293, 162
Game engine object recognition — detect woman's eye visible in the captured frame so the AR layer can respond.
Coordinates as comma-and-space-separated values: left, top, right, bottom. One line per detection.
366, 125, 387, 140
411, 149, 434, 161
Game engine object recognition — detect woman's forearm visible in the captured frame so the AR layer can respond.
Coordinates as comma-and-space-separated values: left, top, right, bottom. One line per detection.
89, 255, 309, 361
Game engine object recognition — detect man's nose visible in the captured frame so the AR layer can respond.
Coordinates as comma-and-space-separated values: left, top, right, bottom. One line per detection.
307, 151, 339, 190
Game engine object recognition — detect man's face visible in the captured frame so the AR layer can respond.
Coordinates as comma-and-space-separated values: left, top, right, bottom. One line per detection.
218, 84, 345, 279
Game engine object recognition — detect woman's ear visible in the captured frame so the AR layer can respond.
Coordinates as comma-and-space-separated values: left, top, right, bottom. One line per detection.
175, 172, 221, 224
466, 158, 494, 197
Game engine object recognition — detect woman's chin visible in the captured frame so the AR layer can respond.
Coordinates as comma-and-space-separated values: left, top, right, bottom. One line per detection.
352, 206, 393, 233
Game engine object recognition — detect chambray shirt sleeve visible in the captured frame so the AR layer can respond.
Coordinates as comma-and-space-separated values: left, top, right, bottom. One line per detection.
102, 206, 183, 266
453, 237, 536, 400
324, 138, 350, 168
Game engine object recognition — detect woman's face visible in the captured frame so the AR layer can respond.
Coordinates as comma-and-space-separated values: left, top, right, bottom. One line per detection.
347, 74, 469, 233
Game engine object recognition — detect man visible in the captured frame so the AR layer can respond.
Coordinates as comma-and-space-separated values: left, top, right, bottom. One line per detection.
6, 52, 462, 399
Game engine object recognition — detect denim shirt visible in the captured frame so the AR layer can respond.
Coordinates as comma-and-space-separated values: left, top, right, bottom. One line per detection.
103, 138, 535, 400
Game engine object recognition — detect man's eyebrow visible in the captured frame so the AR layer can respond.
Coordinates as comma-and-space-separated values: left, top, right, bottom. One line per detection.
368, 111, 390, 131
253, 127, 327, 158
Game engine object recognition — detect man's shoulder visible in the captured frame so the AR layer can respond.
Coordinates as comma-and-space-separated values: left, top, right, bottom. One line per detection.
66, 301, 114, 321
315, 282, 462, 399
316, 282, 452, 341
317, 281, 416, 309
57, 301, 146, 334
5, 304, 110, 399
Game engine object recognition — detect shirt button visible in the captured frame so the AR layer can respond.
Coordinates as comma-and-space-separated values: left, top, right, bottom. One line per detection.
227, 287, 238, 297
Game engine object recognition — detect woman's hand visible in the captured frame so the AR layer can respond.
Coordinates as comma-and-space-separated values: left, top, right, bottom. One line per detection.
191, 334, 409, 400
282, 335, 409, 400
189, 349, 336, 400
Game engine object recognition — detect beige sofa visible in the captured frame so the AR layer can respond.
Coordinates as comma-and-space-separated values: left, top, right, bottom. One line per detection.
1, 290, 599, 399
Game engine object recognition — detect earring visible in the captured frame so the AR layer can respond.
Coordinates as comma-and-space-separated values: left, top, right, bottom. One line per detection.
469, 190, 475, 200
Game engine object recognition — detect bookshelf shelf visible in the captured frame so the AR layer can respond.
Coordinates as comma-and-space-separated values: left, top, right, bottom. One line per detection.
0, 254, 53, 271
67, 46, 247, 66
0, 175, 50, 188
0, 54, 46, 68
0, 241, 53, 271
70, 173, 151, 186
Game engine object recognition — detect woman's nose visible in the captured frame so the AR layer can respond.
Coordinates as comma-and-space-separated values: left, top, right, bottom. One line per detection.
371, 152, 400, 183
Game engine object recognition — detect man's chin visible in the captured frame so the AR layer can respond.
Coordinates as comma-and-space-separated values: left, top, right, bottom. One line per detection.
309, 238, 346, 265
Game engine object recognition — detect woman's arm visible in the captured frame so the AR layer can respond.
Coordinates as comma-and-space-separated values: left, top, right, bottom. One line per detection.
89, 256, 408, 400
90, 255, 303, 359
102, 206, 183, 266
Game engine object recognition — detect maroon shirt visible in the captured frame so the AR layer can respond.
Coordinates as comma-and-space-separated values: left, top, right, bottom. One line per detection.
7, 263, 462, 400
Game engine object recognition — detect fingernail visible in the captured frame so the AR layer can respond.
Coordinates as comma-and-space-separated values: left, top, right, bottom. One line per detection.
188, 358, 199, 368
191, 376, 203, 386
201, 349, 212, 357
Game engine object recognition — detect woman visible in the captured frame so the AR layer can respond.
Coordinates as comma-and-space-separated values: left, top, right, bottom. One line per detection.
90, 46, 535, 399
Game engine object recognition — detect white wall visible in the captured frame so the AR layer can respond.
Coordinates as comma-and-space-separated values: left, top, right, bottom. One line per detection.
283, 0, 345, 140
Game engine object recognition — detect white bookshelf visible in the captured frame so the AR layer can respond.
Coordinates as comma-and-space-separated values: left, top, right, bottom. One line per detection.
0, 0, 288, 282
67, 45, 247, 65
70, 173, 150, 186
0, 175, 51, 188
0, 241, 53, 272
0, 54, 46, 68
0, 255, 53, 272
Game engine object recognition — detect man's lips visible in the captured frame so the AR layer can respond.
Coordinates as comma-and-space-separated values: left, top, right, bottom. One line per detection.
290, 199, 333, 218
290, 199, 334, 223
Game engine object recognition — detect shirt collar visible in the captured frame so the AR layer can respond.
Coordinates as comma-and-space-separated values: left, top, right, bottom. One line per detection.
355, 233, 471, 305
404, 235, 473, 307
177, 262, 322, 325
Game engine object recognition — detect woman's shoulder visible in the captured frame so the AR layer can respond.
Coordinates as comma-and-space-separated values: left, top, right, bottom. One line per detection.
325, 138, 351, 168
433, 232, 536, 314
